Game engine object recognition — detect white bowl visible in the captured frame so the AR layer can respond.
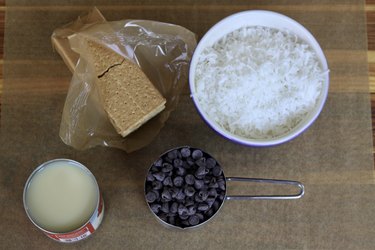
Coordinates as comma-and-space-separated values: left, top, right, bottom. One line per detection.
189, 10, 329, 146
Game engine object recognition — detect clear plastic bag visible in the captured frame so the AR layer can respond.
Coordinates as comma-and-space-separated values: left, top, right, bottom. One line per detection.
58, 19, 197, 152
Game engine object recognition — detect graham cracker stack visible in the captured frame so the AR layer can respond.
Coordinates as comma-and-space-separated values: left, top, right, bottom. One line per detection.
84, 39, 166, 137
51, 7, 107, 73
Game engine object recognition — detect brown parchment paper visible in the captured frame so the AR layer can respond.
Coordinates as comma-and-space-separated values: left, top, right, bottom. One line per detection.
1, 1, 374, 249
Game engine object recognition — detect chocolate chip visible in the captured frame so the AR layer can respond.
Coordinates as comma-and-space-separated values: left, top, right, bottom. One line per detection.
170, 202, 178, 214
198, 203, 209, 212
185, 174, 195, 185
162, 163, 173, 173
163, 176, 173, 187
213, 201, 220, 210
161, 188, 172, 201
150, 203, 161, 214
176, 150, 182, 159
151, 166, 159, 172
161, 202, 170, 213
173, 176, 184, 187
168, 150, 179, 160
195, 174, 205, 180
206, 197, 216, 208
188, 215, 200, 226
208, 188, 218, 198
195, 193, 204, 203
152, 181, 163, 190
181, 220, 190, 226
153, 172, 166, 182
154, 158, 163, 167
212, 166, 222, 177
159, 213, 168, 222
187, 205, 197, 216
217, 175, 224, 181
179, 213, 189, 220
206, 158, 216, 169
175, 189, 186, 201
185, 196, 195, 207
186, 157, 195, 166
146, 191, 158, 203
204, 176, 211, 184
146, 172, 155, 182
195, 213, 204, 221
208, 178, 219, 188
178, 204, 188, 216
219, 193, 225, 201
194, 179, 204, 190
176, 167, 186, 176
218, 179, 226, 191
182, 161, 190, 169
192, 149, 203, 160
173, 158, 184, 168
184, 186, 196, 197
164, 156, 173, 163
195, 165, 207, 177
180, 147, 191, 158
168, 216, 175, 225
170, 187, 179, 198
205, 208, 214, 217
198, 190, 209, 201
195, 158, 207, 168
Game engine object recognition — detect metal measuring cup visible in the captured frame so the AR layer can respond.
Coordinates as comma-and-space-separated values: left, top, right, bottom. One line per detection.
144, 146, 304, 229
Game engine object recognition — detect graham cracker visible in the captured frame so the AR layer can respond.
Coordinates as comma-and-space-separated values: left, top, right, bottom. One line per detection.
51, 7, 106, 73
84, 40, 166, 137
85, 40, 124, 76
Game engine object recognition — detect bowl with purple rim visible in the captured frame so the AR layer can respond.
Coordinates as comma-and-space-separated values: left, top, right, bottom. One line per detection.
189, 10, 329, 146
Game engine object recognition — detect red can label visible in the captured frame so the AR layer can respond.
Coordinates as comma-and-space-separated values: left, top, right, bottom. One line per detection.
45, 194, 104, 243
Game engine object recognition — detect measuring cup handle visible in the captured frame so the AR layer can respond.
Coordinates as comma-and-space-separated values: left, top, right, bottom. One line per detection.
225, 177, 305, 200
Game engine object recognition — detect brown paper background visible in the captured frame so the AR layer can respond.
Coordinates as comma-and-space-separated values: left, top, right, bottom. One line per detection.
1, 1, 374, 249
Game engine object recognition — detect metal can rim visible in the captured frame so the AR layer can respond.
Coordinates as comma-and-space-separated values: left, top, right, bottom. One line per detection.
23, 158, 101, 235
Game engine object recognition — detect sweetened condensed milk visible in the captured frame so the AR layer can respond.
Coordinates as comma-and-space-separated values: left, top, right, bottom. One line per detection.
23, 159, 104, 243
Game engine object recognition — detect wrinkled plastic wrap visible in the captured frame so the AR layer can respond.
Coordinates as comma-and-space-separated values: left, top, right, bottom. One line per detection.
58, 19, 197, 152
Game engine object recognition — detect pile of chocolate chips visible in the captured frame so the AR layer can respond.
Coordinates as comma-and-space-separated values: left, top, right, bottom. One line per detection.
145, 147, 226, 228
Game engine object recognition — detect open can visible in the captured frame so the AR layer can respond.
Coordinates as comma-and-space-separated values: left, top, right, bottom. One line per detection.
23, 159, 104, 243
145, 146, 304, 229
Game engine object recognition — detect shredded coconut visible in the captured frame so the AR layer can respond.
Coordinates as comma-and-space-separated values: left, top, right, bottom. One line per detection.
194, 26, 326, 139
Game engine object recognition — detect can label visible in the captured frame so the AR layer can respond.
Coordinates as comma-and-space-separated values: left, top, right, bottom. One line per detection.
45, 194, 104, 243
